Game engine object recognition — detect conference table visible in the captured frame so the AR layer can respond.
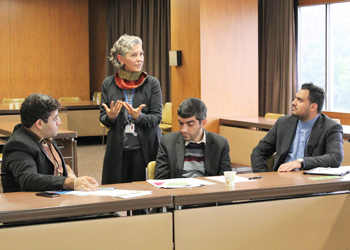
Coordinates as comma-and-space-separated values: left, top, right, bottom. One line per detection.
58, 100, 104, 137
0, 122, 78, 174
0, 182, 174, 250
0, 101, 103, 137
1, 171, 350, 249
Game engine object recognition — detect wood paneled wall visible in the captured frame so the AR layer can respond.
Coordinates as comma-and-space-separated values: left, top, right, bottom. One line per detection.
171, 0, 201, 130
89, 0, 108, 99
171, 0, 258, 133
0, 0, 90, 101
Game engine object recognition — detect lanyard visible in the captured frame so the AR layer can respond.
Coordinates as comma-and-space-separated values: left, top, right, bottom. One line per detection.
124, 89, 135, 121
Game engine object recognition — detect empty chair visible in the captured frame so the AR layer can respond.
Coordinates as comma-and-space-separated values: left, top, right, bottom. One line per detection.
159, 102, 172, 134
58, 97, 81, 102
2, 98, 25, 104
100, 122, 106, 149
147, 161, 156, 180
93, 92, 101, 101
332, 118, 341, 124
264, 113, 284, 119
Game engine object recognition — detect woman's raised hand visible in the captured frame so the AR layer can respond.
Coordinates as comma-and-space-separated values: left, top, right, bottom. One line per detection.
102, 100, 123, 119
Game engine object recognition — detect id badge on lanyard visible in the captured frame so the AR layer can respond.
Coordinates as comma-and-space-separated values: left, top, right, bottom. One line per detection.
124, 89, 135, 133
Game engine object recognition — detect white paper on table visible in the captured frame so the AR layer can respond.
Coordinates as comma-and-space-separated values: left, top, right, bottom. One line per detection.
66, 189, 153, 199
147, 178, 216, 188
205, 175, 251, 183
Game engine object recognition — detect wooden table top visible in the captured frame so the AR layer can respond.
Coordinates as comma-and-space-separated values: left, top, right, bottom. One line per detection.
1, 172, 350, 223
0, 100, 99, 115
0, 122, 77, 139
59, 100, 100, 110
220, 116, 350, 140
135, 171, 350, 206
0, 183, 173, 223
0, 104, 68, 115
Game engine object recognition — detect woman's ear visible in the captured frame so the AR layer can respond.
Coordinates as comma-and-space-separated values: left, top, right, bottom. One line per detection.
117, 55, 124, 64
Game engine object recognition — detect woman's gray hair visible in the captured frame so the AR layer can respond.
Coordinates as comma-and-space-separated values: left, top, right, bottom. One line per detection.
109, 34, 143, 70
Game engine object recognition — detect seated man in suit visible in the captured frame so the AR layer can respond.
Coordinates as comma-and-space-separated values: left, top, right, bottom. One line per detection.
251, 83, 344, 172
154, 97, 232, 179
1, 93, 98, 192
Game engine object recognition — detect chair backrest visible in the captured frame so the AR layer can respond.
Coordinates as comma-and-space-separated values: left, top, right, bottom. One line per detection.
162, 102, 172, 124
147, 161, 156, 180
265, 113, 284, 119
58, 97, 81, 102
341, 142, 350, 166
2, 98, 25, 104
332, 119, 341, 124
93, 92, 101, 101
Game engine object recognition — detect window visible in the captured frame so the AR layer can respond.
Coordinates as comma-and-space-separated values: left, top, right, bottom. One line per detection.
298, 2, 350, 112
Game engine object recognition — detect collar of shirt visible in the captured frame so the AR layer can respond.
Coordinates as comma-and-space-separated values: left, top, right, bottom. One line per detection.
298, 114, 320, 130
185, 130, 206, 146
39, 138, 53, 146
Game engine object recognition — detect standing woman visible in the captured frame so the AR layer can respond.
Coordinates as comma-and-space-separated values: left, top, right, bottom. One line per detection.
100, 34, 162, 184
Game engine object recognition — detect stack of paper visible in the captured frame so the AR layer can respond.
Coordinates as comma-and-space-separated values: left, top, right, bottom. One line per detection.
303, 166, 350, 176
147, 178, 216, 188
205, 176, 251, 183
66, 189, 153, 199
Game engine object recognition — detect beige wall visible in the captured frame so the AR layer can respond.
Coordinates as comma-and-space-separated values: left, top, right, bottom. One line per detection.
171, 0, 258, 133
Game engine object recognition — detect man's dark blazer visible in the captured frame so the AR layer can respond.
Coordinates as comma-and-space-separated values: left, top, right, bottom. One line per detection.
154, 130, 232, 179
251, 113, 344, 172
1, 124, 67, 192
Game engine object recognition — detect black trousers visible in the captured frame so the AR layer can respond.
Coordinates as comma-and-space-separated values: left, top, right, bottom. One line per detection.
121, 149, 146, 183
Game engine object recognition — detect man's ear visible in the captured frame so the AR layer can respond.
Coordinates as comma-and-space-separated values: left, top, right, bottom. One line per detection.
117, 55, 124, 64
201, 118, 208, 128
34, 119, 44, 130
310, 103, 318, 113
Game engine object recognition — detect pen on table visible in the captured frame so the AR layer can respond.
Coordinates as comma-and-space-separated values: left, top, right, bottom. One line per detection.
248, 176, 263, 180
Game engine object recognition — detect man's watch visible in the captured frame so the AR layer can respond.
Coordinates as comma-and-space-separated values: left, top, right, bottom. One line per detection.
297, 158, 304, 170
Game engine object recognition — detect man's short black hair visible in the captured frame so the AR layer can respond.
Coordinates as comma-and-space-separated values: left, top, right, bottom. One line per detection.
20, 93, 61, 128
301, 83, 325, 113
177, 97, 207, 121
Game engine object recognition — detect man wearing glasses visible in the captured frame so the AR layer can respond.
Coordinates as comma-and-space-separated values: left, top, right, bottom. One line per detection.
1, 93, 98, 192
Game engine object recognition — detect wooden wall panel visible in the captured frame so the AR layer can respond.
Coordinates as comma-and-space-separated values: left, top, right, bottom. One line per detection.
170, 0, 258, 133
200, 0, 258, 133
50, 0, 89, 100
89, 0, 108, 99
0, 0, 11, 100
171, 0, 201, 132
10, 0, 50, 99
0, 0, 90, 101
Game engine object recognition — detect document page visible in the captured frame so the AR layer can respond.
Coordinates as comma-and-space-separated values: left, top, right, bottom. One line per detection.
147, 178, 216, 188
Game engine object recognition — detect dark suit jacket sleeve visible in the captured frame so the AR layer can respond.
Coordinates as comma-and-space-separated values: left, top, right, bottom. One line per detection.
4, 140, 66, 191
303, 122, 344, 169
217, 137, 232, 175
154, 136, 171, 180
250, 120, 279, 173
99, 76, 121, 128
134, 77, 162, 129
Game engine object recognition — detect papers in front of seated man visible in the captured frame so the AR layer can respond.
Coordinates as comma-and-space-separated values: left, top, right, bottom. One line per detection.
65, 189, 153, 199
147, 178, 216, 188
303, 166, 350, 176
205, 176, 251, 183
